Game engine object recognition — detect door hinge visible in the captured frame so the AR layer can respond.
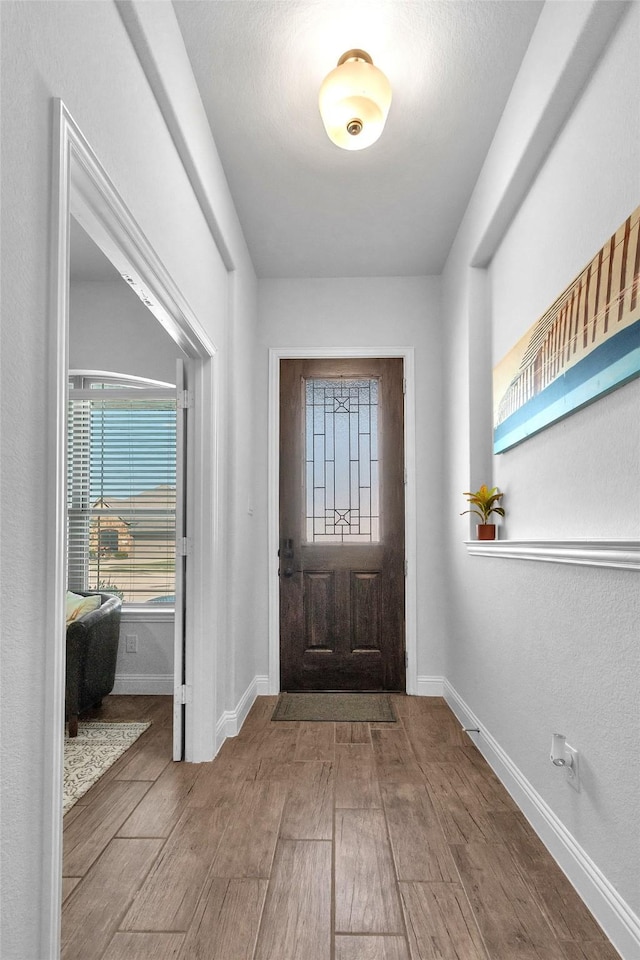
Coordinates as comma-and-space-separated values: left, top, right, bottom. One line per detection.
405, 651, 408, 669
177, 389, 193, 409
404, 559, 408, 577
404, 468, 408, 485
402, 377, 407, 394
176, 684, 192, 704
178, 536, 191, 556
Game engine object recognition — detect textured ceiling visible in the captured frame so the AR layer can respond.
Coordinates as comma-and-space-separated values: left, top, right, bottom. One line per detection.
173, 0, 543, 278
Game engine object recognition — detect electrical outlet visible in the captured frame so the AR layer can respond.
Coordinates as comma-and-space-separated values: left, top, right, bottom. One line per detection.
125, 634, 138, 653
565, 743, 580, 791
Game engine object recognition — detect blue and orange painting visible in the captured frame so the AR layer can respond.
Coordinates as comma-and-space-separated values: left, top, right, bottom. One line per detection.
493, 206, 640, 454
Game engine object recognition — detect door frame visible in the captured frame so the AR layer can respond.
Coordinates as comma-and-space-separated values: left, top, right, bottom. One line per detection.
44, 100, 220, 957
268, 347, 417, 696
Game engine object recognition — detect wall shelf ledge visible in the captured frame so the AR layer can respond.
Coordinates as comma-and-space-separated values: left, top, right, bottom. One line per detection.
464, 539, 640, 570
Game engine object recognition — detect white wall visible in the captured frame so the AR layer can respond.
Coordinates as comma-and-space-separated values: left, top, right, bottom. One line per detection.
442, 3, 639, 954
112, 614, 174, 694
490, 4, 640, 538
112, 0, 262, 745
0, 2, 257, 957
256, 276, 445, 681
70, 279, 186, 384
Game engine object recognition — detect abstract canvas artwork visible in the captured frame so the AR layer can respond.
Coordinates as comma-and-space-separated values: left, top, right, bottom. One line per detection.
493, 207, 640, 454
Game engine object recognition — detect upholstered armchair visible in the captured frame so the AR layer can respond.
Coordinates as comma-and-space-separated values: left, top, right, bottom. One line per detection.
66, 591, 122, 737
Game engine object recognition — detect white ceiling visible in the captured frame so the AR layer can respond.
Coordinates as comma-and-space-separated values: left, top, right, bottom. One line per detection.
173, 0, 544, 279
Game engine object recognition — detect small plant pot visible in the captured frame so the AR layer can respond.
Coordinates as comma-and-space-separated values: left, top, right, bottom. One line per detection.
476, 523, 496, 540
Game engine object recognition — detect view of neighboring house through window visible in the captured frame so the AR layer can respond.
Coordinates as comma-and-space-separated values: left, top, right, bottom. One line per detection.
67, 374, 177, 605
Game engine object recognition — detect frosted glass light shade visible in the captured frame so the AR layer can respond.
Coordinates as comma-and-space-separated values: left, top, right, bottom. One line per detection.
319, 50, 392, 151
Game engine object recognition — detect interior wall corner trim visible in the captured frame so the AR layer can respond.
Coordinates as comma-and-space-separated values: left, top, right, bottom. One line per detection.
214, 674, 262, 754
415, 676, 445, 697
116, 0, 237, 272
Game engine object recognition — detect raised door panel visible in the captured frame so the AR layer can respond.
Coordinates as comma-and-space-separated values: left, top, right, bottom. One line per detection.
351, 571, 382, 651
303, 572, 335, 652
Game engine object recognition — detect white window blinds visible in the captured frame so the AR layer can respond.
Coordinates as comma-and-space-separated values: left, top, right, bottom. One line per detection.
67, 379, 177, 605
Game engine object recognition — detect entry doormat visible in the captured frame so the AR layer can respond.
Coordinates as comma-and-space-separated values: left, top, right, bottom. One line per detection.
64, 721, 151, 814
272, 693, 396, 723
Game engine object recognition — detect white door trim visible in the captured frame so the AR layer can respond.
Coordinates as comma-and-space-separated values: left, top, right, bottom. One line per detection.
44, 99, 219, 959
267, 347, 417, 696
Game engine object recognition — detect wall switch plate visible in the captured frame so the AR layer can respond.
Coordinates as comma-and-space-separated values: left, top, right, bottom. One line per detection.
565, 743, 579, 791
125, 634, 138, 653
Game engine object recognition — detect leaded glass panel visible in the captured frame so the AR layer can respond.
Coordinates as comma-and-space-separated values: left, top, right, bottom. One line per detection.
305, 378, 380, 542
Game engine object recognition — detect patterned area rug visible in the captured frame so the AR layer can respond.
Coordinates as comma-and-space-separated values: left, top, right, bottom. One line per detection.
64, 721, 151, 814
272, 693, 396, 722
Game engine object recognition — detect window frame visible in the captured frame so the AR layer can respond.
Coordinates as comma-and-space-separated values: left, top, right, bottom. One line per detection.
67, 370, 177, 614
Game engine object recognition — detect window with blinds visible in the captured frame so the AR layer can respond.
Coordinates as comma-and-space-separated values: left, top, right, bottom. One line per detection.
67, 375, 177, 605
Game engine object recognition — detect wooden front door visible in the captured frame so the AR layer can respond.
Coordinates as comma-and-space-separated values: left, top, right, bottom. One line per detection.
279, 358, 405, 691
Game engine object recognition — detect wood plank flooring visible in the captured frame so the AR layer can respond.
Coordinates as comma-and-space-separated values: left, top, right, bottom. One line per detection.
62, 695, 622, 960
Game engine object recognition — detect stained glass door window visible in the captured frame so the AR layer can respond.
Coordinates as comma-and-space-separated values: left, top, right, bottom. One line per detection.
305, 378, 380, 542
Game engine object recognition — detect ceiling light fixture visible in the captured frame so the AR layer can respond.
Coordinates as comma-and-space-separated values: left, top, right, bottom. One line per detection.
318, 49, 392, 151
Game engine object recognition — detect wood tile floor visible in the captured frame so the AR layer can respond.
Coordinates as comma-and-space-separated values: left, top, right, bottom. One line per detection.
62, 694, 622, 960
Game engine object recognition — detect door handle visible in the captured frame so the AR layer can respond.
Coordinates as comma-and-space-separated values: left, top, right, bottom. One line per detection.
280, 538, 294, 576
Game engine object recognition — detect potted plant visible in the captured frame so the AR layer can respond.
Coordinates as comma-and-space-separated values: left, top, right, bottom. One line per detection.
461, 485, 505, 540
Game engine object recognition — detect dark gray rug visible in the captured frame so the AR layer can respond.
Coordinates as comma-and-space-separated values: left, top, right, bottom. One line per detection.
272, 692, 396, 723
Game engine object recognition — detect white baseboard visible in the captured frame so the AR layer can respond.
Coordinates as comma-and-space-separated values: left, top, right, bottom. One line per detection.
112, 674, 173, 695
415, 675, 444, 697
214, 675, 270, 753
443, 680, 640, 960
